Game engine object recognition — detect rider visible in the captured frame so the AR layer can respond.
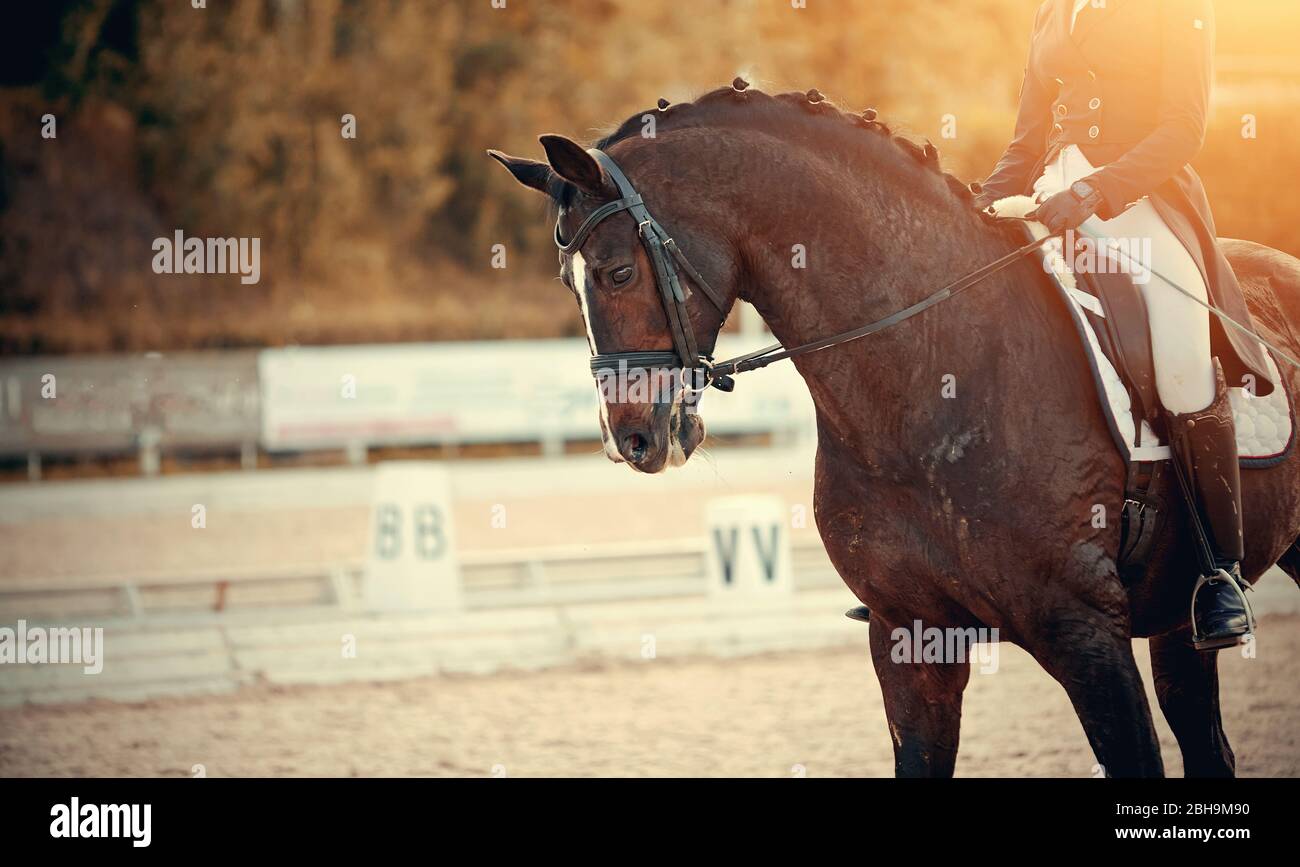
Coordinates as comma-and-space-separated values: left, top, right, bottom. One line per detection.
970, 0, 1273, 650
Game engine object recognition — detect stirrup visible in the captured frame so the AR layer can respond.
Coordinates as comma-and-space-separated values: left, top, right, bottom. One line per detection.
1189, 568, 1256, 650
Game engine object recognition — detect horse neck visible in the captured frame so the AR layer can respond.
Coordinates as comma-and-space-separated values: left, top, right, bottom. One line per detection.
725, 146, 1060, 473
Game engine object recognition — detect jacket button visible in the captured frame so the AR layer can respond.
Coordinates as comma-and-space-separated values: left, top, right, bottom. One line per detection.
1089, 97, 1101, 110
1088, 125, 1100, 139
1056, 104, 1068, 117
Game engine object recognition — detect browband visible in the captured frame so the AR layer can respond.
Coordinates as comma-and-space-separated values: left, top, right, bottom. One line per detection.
555, 195, 643, 254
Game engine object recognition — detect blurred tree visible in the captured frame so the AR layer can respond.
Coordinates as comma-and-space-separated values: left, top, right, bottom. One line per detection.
0, 0, 1295, 354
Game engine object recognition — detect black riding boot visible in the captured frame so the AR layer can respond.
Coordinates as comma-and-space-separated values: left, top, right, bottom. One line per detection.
1164, 362, 1255, 651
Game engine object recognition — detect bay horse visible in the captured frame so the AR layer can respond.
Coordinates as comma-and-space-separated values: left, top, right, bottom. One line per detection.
489, 85, 1300, 777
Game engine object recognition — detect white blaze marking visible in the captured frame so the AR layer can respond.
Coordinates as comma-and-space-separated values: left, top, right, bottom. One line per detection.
573, 252, 621, 461
571, 251, 598, 352
571, 251, 693, 471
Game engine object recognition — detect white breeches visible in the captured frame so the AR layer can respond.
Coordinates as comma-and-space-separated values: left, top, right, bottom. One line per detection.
1033, 145, 1216, 414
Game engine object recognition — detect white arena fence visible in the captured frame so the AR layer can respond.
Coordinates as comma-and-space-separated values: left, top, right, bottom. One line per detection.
0, 451, 866, 704
0, 335, 816, 472
0, 535, 860, 706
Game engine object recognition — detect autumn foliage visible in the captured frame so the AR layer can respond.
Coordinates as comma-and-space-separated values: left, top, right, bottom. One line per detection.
1, 0, 1297, 354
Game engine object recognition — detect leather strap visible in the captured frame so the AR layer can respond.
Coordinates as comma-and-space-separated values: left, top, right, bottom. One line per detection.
709, 230, 1058, 379
1118, 459, 1163, 585
1090, 270, 1159, 423
555, 196, 642, 254
589, 351, 679, 375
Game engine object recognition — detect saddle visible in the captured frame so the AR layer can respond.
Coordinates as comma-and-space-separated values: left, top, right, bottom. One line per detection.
990, 196, 1296, 582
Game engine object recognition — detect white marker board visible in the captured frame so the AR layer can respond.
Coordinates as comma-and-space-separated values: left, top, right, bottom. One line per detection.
705, 495, 793, 598
363, 462, 462, 612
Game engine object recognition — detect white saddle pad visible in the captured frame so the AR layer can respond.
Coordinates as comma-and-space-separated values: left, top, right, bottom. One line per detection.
991, 195, 1294, 465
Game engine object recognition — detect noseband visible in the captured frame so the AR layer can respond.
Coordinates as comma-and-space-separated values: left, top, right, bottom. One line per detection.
555, 149, 737, 392
555, 148, 1061, 393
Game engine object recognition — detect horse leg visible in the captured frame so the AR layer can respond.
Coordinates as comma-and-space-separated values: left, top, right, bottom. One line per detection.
867, 614, 970, 777
1025, 608, 1165, 777
1149, 627, 1235, 777
1276, 537, 1300, 589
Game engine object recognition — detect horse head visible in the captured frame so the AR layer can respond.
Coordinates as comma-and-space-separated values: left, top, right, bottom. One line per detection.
488, 132, 739, 473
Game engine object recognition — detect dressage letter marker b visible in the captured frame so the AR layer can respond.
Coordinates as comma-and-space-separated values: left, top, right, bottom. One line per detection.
705, 496, 793, 598
363, 462, 463, 613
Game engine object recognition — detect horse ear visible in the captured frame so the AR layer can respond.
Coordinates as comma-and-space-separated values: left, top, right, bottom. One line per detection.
539, 134, 605, 196
486, 150, 554, 196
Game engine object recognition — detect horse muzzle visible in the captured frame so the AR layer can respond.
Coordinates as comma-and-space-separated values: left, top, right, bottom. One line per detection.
607, 402, 702, 473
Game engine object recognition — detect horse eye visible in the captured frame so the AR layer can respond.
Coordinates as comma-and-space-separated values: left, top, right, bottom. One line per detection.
610, 265, 634, 285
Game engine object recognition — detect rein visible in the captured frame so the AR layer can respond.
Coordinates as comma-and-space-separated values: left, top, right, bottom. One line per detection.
708, 231, 1057, 380
1076, 226, 1300, 373
556, 147, 1057, 392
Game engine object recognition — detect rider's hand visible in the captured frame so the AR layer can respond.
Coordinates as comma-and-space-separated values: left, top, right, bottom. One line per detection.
1026, 182, 1101, 234
971, 186, 999, 223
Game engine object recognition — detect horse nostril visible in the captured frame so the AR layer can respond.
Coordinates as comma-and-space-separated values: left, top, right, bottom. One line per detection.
620, 431, 648, 463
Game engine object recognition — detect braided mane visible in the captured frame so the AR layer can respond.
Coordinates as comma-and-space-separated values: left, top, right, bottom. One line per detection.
562, 82, 978, 206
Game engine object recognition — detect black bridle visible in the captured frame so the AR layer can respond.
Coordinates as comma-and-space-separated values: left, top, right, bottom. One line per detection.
555, 148, 1059, 393
555, 149, 736, 390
